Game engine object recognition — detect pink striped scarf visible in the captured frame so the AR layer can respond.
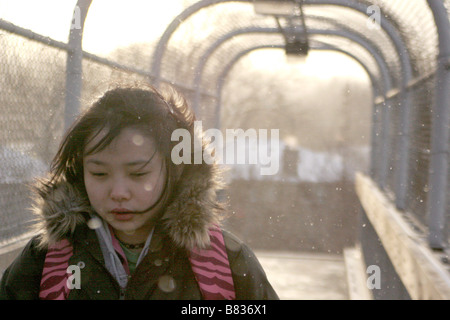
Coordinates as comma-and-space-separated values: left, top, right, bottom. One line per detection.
39, 227, 235, 300
188, 228, 235, 299
39, 239, 73, 300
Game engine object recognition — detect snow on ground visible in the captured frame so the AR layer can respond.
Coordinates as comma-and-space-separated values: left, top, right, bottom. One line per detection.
256, 251, 349, 300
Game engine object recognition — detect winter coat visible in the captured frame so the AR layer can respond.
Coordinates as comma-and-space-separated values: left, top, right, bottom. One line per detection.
0, 161, 278, 300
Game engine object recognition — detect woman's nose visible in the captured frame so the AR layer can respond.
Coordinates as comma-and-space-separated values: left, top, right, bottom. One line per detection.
110, 178, 131, 202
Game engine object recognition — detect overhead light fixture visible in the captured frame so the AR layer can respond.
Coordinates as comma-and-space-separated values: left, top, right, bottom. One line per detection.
259, 0, 309, 60
285, 39, 309, 56
253, 0, 298, 16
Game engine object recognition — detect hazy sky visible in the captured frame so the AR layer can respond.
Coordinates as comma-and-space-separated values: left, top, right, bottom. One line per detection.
0, 0, 184, 54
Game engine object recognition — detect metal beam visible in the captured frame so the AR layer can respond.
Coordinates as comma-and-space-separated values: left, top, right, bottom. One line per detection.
0, 19, 70, 51
426, 0, 450, 249
150, 0, 249, 87
64, 0, 92, 131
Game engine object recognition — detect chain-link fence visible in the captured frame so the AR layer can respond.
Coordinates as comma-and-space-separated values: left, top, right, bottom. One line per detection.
0, 27, 67, 246
0, 17, 158, 248
368, 0, 447, 245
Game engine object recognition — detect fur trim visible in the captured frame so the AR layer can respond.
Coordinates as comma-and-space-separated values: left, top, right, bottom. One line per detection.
162, 163, 225, 250
30, 162, 226, 250
31, 178, 93, 249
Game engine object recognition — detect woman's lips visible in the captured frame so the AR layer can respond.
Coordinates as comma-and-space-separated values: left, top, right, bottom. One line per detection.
110, 209, 135, 221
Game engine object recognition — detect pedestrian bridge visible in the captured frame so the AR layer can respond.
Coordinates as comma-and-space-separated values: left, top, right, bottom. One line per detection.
0, 0, 449, 299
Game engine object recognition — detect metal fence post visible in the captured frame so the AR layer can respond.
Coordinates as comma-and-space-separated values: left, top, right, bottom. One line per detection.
426, 0, 450, 249
64, 0, 92, 131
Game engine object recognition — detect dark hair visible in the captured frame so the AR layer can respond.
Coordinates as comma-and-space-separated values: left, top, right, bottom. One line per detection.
50, 84, 195, 212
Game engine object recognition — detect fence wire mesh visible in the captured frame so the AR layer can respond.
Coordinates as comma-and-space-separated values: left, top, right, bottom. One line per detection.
369, 0, 441, 235
0, 29, 67, 245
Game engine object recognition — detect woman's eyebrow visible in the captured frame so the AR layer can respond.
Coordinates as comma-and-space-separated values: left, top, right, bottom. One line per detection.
85, 159, 152, 167
85, 159, 106, 166
125, 160, 152, 167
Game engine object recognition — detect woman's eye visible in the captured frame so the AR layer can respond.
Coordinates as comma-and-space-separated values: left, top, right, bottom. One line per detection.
91, 172, 107, 177
131, 172, 149, 177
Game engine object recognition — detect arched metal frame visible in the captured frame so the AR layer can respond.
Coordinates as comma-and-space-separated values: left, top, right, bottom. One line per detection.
214, 42, 378, 120
214, 42, 382, 126
150, 0, 412, 88
217, 42, 387, 180
192, 27, 393, 112
149, 0, 414, 211
191, 26, 394, 186
213, 40, 387, 179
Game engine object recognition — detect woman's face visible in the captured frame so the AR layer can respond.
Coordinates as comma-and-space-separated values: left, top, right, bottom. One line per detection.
83, 127, 166, 239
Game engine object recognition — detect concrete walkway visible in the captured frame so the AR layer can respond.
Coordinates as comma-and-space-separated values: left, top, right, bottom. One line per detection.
256, 251, 351, 300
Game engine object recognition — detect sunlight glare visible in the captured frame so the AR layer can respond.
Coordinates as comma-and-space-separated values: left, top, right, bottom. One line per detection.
83, 0, 184, 54
0, 0, 185, 55
248, 50, 367, 80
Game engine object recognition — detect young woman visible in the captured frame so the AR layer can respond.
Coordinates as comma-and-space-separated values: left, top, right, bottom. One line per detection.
0, 85, 278, 300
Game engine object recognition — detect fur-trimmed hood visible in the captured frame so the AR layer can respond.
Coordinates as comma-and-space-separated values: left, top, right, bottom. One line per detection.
31, 161, 226, 251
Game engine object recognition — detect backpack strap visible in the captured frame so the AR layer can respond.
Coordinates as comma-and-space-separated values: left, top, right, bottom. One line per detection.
188, 227, 236, 300
39, 239, 73, 300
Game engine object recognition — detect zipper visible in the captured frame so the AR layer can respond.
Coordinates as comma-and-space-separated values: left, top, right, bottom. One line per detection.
119, 287, 126, 300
